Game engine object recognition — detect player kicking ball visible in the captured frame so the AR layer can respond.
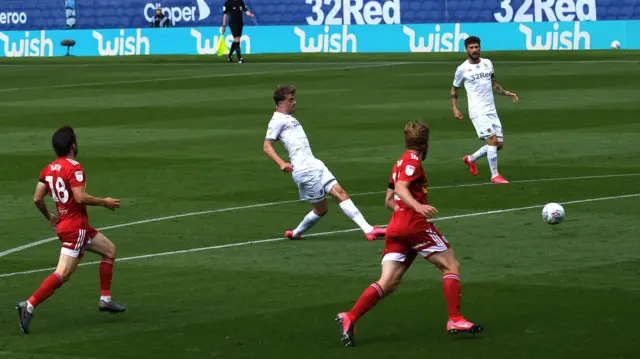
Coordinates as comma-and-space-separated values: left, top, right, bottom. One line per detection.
263, 85, 386, 241
16, 126, 126, 334
451, 36, 519, 184
335, 120, 483, 347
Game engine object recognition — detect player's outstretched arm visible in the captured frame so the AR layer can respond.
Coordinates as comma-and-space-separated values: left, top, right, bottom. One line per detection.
395, 181, 438, 218
263, 140, 292, 172
492, 79, 518, 103
451, 87, 464, 119
71, 186, 120, 210
33, 182, 56, 227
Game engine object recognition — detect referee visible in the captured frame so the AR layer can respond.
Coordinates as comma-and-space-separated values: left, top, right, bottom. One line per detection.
220, 0, 255, 63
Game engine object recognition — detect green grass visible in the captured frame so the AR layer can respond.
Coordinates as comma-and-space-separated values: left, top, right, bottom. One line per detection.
0, 51, 639, 359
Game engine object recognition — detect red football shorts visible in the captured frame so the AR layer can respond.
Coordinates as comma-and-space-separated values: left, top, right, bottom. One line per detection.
382, 224, 451, 267
57, 227, 99, 259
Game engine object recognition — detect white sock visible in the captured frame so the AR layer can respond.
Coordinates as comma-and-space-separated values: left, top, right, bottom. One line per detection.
339, 199, 374, 233
26, 301, 35, 314
469, 145, 488, 162
293, 211, 323, 237
100, 296, 111, 303
487, 145, 499, 178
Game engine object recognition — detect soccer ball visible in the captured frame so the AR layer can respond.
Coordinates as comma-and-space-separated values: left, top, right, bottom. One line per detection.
542, 203, 565, 225
611, 40, 621, 49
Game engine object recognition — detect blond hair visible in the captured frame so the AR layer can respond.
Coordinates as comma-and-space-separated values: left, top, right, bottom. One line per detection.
404, 120, 430, 151
273, 85, 297, 105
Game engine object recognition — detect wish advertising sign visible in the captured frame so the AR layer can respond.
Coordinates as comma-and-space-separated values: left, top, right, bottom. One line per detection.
0, 19, 637, 58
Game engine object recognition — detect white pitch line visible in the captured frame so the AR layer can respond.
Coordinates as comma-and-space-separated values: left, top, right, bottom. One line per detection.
0, 62, 406, 93
0, 172, 637, 258
1, 192, 638, 279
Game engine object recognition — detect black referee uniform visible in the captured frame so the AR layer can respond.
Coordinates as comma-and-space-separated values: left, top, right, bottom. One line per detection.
222, 0, 253, 63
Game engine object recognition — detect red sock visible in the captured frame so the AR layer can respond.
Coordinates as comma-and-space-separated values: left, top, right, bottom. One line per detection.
347, 282, 385, 323
28, 273, 64, 307
443, 273, 462, 321
100, 258, 114, 297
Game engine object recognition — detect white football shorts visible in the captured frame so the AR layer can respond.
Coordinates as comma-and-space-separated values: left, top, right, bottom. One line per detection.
292, 159, 337, 203
471, 113, 504, 142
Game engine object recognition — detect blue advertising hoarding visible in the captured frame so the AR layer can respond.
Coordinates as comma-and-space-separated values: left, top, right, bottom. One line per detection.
0, 0, 639, 31
0, 20, 635, 57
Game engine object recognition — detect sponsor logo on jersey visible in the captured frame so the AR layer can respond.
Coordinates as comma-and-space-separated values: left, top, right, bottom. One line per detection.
468, 71, 492, 81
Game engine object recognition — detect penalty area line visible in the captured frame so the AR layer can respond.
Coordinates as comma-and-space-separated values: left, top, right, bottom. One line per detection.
0, 192, 638, 279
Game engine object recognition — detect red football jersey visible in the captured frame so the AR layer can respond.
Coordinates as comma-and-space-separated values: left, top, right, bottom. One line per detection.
386, 150, 429, 235
39, 157, 90, 233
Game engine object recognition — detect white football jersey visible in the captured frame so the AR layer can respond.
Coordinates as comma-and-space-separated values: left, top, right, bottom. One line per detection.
265, 112, 318, 171
453, 58, 497, 119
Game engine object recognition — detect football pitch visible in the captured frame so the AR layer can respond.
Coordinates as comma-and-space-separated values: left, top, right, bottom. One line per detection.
0, 51, 639, 359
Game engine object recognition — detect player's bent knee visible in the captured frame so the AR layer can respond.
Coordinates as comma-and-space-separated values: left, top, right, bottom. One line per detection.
313, 205, 329, 217
429, 250, 460, 274
453, 259, 461, 272
105, 244, 116, 260
444, 259, 460, 274
379, 259, 406, 294
55, 267, 74, 281
331, 187, 349, 202
57, 273, 72, 282
378, 277, 401, 294
56, 253, 80, 280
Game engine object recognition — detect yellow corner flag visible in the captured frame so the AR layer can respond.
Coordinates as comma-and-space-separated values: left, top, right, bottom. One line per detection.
215, 36, 229, 56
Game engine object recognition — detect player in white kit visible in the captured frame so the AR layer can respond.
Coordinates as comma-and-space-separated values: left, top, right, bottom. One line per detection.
450, 36, 519, 184
263, 85, 387, 241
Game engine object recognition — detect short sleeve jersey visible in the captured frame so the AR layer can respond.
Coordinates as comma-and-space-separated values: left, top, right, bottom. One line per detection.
386, 151, 430, 235
452, 58, 497, 119
265, 112, 317, 171
39, 157, 90, 232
